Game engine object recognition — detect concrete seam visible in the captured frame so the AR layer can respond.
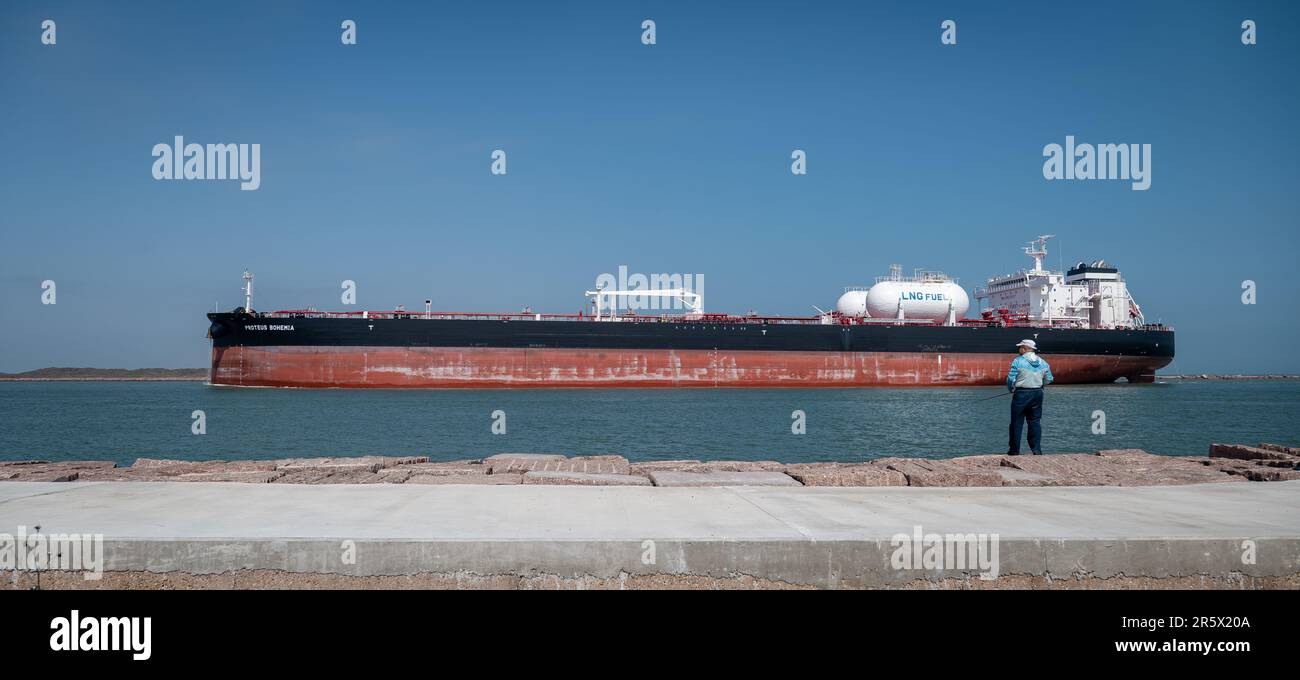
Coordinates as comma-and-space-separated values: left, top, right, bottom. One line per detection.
727, 486, 816, 540
0, 482, 102, 507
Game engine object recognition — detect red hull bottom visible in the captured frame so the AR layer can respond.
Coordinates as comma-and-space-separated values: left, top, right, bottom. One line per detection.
210, 346, 1170, 388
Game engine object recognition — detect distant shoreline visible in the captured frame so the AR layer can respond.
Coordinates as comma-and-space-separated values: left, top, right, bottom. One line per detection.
0, 368, 208, 382
0, 377, 207, 382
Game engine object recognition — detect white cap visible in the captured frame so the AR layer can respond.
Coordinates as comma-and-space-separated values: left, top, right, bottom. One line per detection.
1016, 339, 1037, 350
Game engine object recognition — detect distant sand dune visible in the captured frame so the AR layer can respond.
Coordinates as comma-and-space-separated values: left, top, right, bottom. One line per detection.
0, 367, 208, 381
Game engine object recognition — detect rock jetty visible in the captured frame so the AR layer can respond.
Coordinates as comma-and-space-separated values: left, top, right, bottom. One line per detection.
2, 443, 1296, 487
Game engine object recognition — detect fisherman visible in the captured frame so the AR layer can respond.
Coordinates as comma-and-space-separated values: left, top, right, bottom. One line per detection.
1006, 339, 1053, 455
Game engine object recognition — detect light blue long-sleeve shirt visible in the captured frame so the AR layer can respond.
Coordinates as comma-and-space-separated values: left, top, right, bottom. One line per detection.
1007, 353, 1054, 391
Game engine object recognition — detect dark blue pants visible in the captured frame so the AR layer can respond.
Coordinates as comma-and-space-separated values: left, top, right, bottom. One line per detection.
1008, 388, 1044, 454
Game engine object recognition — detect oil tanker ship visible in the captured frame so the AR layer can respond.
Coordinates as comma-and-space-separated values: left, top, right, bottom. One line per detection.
206, 236, 1173, 388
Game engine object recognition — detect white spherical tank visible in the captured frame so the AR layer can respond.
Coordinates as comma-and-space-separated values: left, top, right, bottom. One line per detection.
865, 280, 970, 322
835, 290, 870, 317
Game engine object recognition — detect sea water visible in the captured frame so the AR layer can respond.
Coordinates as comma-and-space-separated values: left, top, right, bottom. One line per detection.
0, 381, 1296, 466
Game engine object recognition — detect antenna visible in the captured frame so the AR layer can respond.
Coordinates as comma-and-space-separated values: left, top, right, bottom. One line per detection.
1023, 235, 1054, 273
242, 270, 254, 311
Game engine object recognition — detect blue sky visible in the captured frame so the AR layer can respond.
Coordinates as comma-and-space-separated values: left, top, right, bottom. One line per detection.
1, 1, 1297, 373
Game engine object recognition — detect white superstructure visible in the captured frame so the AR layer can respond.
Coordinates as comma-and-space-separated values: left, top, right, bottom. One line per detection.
972, 235, 1146, 329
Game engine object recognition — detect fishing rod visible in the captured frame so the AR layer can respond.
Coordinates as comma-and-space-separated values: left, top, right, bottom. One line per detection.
972, 388, 1015, 402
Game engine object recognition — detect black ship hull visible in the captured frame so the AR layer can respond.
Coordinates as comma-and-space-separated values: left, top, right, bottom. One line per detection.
207, 312, 1174, 388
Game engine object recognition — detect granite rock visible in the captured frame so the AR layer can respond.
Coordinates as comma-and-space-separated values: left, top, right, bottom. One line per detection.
783, 463, 907, 487
274, 456, 427, 473
628, 460, 703, 476
1209, 443, 1299, 462
648, 470, 802, 487
1004, 451, 1241, 486
1, 460, 117, 482
491, 455, 630, 475
175, 471, 285, 483
521, 471, 652, 486
3, 445, 1297, 487
631, 460, 784, 475
406, 473, 524, 485
877, 458, 1003, 487
397, 461, 488, 477
131, 459, 279, 474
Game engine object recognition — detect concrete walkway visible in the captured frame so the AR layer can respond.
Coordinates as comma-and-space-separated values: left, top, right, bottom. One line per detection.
2, 481, 1298, 587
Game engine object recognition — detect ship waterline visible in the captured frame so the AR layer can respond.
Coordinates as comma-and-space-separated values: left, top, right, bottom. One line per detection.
210, 345, 1170, 388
